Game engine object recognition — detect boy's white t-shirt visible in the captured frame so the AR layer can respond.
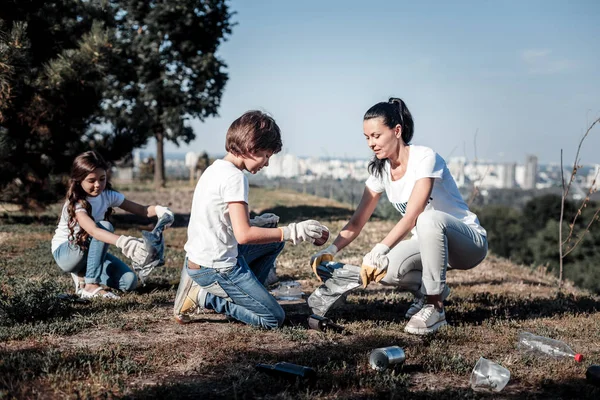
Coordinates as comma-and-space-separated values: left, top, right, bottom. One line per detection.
365, 145, 486, 238
51, 189, 125, 252
184, 159, 249, 269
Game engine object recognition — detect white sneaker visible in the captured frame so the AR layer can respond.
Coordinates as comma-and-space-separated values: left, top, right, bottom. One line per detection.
404, 304, 447, 335
405, 285, 451, 319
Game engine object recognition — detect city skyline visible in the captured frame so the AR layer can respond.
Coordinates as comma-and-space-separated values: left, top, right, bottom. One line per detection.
143, 0, 600, 165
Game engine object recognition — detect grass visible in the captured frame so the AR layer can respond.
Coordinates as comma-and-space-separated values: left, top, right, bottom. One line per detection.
1, 187, 600, 399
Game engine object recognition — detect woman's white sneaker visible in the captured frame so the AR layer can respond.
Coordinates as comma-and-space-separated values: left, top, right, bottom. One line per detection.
405, 285, 451, 319
404, 304, 447, 335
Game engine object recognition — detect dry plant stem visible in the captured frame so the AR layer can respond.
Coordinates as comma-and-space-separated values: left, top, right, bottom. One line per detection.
558, 117, 600, 286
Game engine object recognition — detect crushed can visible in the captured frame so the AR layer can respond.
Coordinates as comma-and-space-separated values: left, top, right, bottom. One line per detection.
369, 346, 406, 371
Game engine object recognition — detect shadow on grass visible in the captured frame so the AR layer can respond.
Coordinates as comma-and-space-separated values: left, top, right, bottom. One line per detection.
450, 292, 600, 325
308, 289, 600, 327
259, 205, 354, 223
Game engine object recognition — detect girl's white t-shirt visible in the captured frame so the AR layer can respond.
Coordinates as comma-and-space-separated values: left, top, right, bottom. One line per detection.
51, 190, 125, 252
365, 145, 486, 238
184, 159, 249, 269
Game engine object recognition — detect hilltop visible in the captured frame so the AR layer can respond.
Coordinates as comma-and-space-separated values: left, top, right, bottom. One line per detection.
1, 186, 599, 399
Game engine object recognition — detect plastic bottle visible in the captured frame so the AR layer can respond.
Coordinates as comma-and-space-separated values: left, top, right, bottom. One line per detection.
517, 331, 583, 362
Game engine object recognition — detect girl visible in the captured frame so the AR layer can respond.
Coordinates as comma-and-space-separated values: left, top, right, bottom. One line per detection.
51, 151, 173, 299
311, 98, 488, 335
184, 110, 328, 329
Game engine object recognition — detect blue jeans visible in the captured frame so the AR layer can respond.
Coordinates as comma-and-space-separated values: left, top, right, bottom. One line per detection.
185, 241, 285, 329
52, 221, 137, 291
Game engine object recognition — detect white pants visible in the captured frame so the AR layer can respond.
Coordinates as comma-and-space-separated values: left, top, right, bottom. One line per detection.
380, 210, 488, 296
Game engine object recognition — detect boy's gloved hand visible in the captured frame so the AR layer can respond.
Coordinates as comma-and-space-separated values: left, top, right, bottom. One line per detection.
250, 213, 280, 227
281, 220, 326, 245
360, 243, 390, 288
155, 205, 174, 227
310, 244, 338, 281
116, 235, 149, 265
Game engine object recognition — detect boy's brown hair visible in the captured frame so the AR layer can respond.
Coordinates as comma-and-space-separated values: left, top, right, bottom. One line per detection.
225, 111, 283, 156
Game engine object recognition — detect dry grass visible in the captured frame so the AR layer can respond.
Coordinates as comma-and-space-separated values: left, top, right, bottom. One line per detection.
1, 187, 599, 399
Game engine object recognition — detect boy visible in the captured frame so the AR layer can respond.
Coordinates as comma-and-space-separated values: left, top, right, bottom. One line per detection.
183, 110, 328, 329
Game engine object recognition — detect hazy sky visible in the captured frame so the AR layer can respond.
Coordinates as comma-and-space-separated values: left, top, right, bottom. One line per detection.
159, 0, 600, 165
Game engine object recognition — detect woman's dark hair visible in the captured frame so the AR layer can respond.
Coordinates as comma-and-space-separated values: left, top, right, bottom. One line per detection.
225, 110, 283, 156
65, 151, 113, 251
365, 97, 414, 178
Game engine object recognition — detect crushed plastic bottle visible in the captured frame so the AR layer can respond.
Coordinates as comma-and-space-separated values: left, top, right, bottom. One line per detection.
271, 280, 304, 301
517, 331, 583, 362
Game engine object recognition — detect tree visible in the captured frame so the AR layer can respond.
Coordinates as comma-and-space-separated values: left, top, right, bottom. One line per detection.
105, 0, 234, 188
0, 1, 129, 207
558, 117, 600, 286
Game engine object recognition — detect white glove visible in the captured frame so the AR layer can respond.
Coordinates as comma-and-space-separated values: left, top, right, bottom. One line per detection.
116, 235, 149, 266
155, 205, 174, 227
281, 220, 325, 245
361, 243, 390, 287
310, 244, 338, 281
250, 213, 280, 227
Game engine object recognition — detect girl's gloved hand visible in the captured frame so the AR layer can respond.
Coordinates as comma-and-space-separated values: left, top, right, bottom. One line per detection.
360, 243, 390, 288
116, 235, 149, 265
280, 220, 326, 245
310, 244, 338, 281
155, 205, 174, 227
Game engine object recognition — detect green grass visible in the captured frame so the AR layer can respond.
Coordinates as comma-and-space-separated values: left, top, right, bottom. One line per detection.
1, 187, 600, 399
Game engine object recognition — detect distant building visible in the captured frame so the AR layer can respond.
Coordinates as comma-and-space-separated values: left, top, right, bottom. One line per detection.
523, 155, 538, 189
498, 163, 516, 189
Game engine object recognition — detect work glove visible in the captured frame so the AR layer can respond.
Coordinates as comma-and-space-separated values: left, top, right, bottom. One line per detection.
360, 243, 390, 288
155, 205, 174, 228
281, 220, 326, 245
310, 244, 338, 281
116, 235, 149, 266
250, 213, 280, 227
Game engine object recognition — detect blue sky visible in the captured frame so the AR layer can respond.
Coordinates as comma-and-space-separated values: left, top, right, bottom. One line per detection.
160, 0, 600, 165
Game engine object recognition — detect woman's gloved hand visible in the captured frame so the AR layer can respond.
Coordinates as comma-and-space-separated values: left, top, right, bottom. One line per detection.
360, 243, 390, 288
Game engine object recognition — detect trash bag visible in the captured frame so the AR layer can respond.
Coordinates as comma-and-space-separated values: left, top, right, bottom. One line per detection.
307, 261, 362, 316
132, 211, 174, 284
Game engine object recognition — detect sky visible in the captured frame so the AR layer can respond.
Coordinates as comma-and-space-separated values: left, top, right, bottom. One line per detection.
158, 0, 600, 165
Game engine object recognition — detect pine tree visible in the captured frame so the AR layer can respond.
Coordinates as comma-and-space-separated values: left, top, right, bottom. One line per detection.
105, 0, 234, 188
0, 1, 135, 207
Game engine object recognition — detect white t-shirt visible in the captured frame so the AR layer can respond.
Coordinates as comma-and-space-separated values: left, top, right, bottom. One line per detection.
184, 159, 249, 269
51, 190, 125, 252
365, 145, 486, 238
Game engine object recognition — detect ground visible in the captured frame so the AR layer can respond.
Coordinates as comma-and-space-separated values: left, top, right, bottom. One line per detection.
1, 185, 599, 399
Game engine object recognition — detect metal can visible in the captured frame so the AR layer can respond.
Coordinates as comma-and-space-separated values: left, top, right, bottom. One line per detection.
369, 346, 406, 371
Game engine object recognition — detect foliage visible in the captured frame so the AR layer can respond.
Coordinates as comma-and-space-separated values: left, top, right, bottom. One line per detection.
478, 197, 600, 293
0, 1, 122, 207
104, 0, 234, 187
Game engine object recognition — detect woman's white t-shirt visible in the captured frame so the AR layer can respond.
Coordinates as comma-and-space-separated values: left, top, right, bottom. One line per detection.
184, 159, 249, 269
365, 145, 486, 238
51, 190, 125, 252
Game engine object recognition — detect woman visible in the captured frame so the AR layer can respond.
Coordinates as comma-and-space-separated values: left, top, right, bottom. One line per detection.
310, 97, 487, 335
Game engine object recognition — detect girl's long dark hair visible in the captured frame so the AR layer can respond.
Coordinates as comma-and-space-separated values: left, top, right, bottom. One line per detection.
365, 97, 414, 178
65, 151, 113, 252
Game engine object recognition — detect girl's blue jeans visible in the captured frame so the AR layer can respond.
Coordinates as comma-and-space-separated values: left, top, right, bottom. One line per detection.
52, 221, 137, 291
185, 241, 285, 329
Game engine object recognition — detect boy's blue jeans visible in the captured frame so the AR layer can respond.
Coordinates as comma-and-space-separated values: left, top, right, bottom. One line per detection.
185, 241, 285, 329
52, 221, 137, 291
